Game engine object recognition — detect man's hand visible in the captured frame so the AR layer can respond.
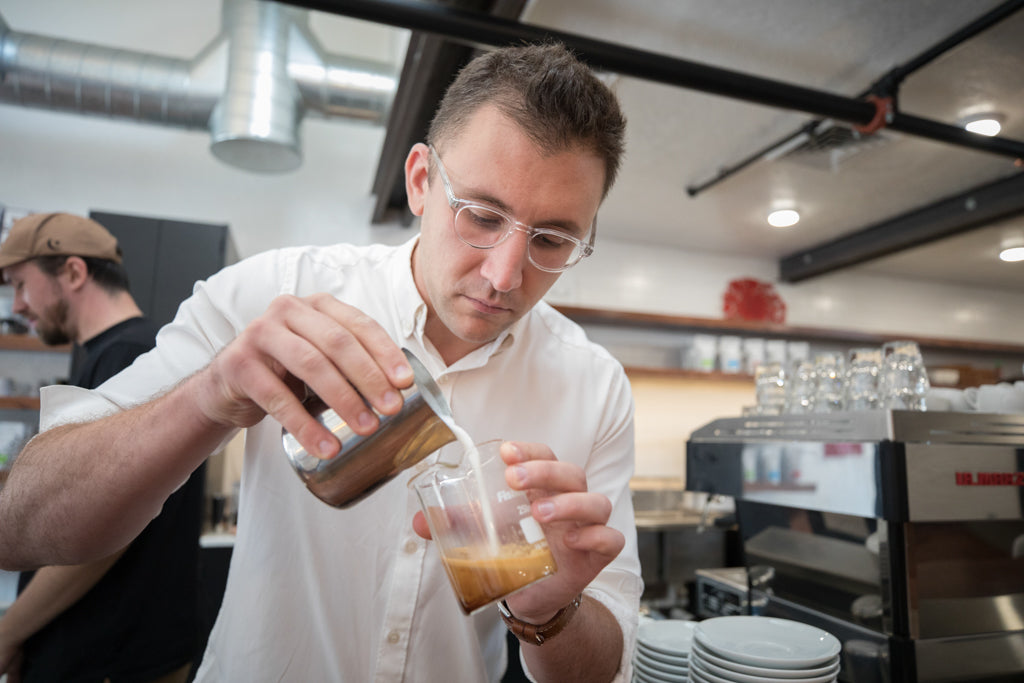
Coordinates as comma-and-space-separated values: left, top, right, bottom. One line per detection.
497, 441, 624, 623
193, 293, 415, 459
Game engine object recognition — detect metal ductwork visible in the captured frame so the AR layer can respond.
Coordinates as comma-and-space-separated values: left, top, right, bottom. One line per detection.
0, 0, 397, 173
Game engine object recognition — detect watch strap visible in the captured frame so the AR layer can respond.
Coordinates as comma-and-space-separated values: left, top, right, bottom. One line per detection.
498, 594, 583, 646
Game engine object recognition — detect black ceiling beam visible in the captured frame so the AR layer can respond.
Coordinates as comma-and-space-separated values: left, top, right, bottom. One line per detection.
779, 172, 1024, 283
280, 0, 1024, 160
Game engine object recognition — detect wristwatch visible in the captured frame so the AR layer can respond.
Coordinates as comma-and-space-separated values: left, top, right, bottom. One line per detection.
498, 594, 583, 646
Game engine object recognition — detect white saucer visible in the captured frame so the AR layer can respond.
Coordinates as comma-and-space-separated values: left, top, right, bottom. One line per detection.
692, 646, 838, 683
692, 640, 839, 679
686, 666, 715, 683
634, 657, 689, 682
637, 618, 697, 657
636, 649, 688, 673
637, 644, 689, 668
695, 616, 841, 669
632, 668, 667, 683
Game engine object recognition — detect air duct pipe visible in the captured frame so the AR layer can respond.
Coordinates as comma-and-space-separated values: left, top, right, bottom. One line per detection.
0, 0, 397, 173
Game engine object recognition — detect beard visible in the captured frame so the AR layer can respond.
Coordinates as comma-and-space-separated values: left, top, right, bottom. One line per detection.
34, 298, 72, 346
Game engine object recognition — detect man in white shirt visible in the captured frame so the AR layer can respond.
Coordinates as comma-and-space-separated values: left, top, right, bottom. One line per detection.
0, 43, 641, 681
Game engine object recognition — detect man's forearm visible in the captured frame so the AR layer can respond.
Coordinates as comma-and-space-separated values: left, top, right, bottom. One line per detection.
0, 548, 126, 647
520, 595, 624, 683
0, 374, 232, 570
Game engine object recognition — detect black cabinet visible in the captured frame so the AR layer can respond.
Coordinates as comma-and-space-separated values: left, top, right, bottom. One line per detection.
90, 211, 235, 329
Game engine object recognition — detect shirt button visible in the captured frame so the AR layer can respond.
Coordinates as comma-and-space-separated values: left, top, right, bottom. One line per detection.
387, 630, 401, 644
404, 540, 418, 554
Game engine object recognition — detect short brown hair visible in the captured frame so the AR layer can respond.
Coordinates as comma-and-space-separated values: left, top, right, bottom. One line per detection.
427, 43, 626, 198
34, 255, 132, 295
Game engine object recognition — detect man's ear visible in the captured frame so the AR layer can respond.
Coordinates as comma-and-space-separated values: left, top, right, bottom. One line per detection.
405, 142, 431, 218
61, 256, 90, 291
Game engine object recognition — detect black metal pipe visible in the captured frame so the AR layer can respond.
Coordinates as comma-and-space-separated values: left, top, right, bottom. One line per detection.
280, 0, 1024, 161
685, 123, 818, 197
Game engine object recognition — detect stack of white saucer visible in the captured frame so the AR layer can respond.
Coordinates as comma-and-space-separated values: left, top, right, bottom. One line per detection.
688, 616, 841, 683
632, 617, 695, 682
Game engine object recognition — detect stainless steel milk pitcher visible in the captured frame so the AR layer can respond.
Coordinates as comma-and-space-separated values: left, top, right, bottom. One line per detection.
282, 348, 456, 508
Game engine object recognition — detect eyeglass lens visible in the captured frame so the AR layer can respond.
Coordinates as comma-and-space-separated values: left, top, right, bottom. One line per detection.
454, 205, 584, 271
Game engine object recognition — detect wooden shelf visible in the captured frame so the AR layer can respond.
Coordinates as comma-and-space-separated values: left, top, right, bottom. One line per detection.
625, 366, 753, 382
0, 396, 40, 410
0, 334, 70, 353
554, 305, 1024, 357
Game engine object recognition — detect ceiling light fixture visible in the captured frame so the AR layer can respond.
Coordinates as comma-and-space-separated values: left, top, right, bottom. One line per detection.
767, 209, 800, 228
1000, 246, 1024, 262
960, 111, 1004, 137
965, 118, 1002, 136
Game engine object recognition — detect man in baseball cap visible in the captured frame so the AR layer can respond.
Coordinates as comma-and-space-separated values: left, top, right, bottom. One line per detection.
0, 212, 205, 683
0, 213, 130, 347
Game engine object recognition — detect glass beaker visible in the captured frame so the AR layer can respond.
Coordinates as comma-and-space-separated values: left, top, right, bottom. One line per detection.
409, 439, 557, 614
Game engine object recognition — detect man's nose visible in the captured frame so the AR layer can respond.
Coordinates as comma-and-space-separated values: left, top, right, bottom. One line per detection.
479, 228, 529, 292
11, 293, 27, 316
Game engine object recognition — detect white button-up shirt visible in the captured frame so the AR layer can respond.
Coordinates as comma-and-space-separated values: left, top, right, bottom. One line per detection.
40, 237, 641, 682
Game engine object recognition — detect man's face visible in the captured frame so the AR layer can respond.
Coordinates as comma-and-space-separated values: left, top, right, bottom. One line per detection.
407, 105, 605, 364
3, 260, 72, 346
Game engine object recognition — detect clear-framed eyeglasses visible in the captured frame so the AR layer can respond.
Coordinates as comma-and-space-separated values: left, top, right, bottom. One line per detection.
429, 145, 596, 273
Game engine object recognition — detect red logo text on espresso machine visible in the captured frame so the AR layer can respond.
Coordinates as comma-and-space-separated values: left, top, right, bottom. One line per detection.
955, 471, 1024, 486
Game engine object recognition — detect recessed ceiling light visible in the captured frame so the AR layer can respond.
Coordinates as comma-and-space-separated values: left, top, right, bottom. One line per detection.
965, 118, 1002, 136
999, 246, 1024, 262
767, 209, 800, 228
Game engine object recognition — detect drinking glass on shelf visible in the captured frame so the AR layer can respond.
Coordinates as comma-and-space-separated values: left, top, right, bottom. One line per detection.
879, 341, 929, 411
845, 348, 882, 411
755, 361, 787, 415
784, 359, 815, 414
812, 352, 845, 413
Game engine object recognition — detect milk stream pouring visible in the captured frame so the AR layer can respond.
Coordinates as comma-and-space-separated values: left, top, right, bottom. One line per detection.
448, 423, 500, 554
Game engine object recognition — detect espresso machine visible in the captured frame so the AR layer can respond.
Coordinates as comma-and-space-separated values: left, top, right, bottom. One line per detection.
687, 410, 1024, 682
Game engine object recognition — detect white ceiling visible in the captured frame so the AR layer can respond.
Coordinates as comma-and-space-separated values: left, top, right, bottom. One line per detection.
521, 0, 1024, 290
3, 0, 1023, 291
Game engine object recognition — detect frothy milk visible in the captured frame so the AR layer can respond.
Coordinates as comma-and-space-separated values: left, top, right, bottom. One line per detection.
447, 422, 500, 554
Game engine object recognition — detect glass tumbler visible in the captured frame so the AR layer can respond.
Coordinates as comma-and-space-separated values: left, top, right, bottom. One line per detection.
754, 361, 787, 415
845, 348, 882, 411
812, 352, 845, 413
409, 439, 557, 614
879, 341, 930, 411
784, 359, 816, 414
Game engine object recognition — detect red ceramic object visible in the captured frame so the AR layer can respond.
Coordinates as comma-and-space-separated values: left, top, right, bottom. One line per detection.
722, 278, 786, 324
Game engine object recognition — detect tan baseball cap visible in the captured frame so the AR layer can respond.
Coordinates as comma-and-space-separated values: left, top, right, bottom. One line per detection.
0, 212, 122, 270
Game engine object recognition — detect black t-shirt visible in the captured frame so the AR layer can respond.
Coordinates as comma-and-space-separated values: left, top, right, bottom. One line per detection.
18, 317, 206, 683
